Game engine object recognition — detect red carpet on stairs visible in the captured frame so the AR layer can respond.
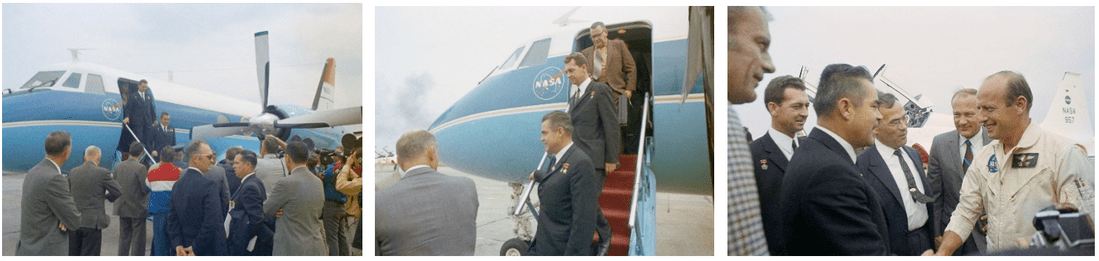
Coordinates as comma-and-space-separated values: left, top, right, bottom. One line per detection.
597, 154, 637, 256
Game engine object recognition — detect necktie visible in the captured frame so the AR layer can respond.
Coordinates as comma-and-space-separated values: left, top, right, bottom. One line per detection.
571, 87, 580, 106
547, 155, 557, 172
895, 149, 933, 203
791, 139, 798, 151
963, 140, 973, 173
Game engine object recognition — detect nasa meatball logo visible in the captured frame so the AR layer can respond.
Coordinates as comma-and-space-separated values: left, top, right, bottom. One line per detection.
102, 98, 121, 120
533, 66, 566, 101
1065, 95, 1071, 105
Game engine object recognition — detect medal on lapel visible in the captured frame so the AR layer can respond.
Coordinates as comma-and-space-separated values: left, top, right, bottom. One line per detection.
590, 91, 594, 99
562, 163, 569, 174
760, 159, 768, 170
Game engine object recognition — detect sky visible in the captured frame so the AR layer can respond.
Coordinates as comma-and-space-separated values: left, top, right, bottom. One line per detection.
373, 6, 681, 151
731, 6, 1095, 138
3, 3, 363, 123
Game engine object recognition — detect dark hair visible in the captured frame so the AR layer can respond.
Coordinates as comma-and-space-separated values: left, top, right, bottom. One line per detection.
159, 145, 175, 163
285, 141, 309, 164
542, 110, 574, 135
225, 146, 244, 162
986, 71, 1033, 111
129, 141, 144, 157
237, 150, 258, 168
44, 131, 72, 156
763, 75, 807, 110
814, 63, 875, 115
160, 112, 170, 118
564, 52, 588, 68
139, 79, 148, 85
878, 92, 899, 109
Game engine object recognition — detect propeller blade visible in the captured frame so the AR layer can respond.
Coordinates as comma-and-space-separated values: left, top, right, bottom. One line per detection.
255, 31, 270, 109
191, 124, 252, 141
212, 122, 249, 128
275, 106, 362, 129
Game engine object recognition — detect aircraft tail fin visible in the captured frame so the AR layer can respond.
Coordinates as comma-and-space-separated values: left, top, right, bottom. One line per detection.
1039, 72, 1093, 156
311, 58, 336, 111
255, 31, 270, 109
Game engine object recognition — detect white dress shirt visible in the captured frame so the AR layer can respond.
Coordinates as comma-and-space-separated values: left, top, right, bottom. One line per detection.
815, 126, 857, 164
959, 129, 985, 161
874, 139, 929, 231
767, 128, 798, 160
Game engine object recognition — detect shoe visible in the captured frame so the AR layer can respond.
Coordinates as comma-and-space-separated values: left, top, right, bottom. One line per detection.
595, 231, 612, 256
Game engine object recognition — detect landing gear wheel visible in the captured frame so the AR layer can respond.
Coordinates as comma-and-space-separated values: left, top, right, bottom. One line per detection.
500, 238, 530, 256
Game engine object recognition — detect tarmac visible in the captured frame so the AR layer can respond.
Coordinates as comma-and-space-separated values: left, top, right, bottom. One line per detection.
3, 171, 362, 256
375, 164, 714, 256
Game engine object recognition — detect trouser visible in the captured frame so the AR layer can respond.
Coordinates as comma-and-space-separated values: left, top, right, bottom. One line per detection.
901, 226, 933, 256
352, 218, 362, 250
151, 213, 172, 256
68, 227, 102, 256
118, 216, 147, 256
322, 200, 349, 256
593, 169, 611, 247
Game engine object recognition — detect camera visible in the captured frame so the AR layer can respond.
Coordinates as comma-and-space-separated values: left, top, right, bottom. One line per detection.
1029, 205, 1094, 251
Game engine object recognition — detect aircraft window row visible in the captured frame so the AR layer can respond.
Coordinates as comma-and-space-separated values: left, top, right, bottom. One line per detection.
518, 38, 551, 68
500, 46, 524, 69
19, 70, 65, 89
86, 74, 105, 95
62, 72, 82, 88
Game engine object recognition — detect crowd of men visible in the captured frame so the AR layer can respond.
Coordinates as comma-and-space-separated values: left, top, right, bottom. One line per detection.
376, 21, 637, 256
16, 128, 365, 256
728, 6, 1092, 256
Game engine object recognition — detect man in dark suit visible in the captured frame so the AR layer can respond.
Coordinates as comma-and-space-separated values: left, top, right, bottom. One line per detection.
228, 150, 275, 256
222, 146, 244, 196
779, 64, 891, 255
67, 146, 122, 256
17, 131, 81, 256
124, 79, 156, 151
375, 130, 479, 255
150, 112, 175, 159
529, 111, 599, 256
748, 75, 809, 255
855, 93, 934, 256
927, 88, 990, 255
114, 141, 149, 256
167, 140, 227, 256
201, 150, 231, 218
562, 51, 618, 254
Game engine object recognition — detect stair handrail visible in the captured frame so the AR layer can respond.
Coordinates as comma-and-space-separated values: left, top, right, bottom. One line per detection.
627, 93, 651, 229
123, 124, 157, 163
513, 151, 549, 216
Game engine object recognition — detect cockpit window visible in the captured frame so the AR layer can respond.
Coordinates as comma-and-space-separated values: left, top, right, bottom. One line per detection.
500, 46, 524, 69
62, 73, 82, 88
19, 70, 65, 89
518, 38, 551, 68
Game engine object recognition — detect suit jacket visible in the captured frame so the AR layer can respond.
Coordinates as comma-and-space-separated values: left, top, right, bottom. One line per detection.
199, 164, 232, 218
124, 89, 156, 127
927, 130, 990, 250
569, 80, 620, 169
228, 174, 274, 256
68, 161, 122, 230
221, 162, 242, 196
856, 145, 934, 256
167, 168, 227, 256
151, 124, 176, 154
17, 159, 81, 256
113, 158, 149, 218
263, 166, 326, 255
375, 167, 479, 255
529, 146, 599, 256
581, 39, 636, 93
255, 154, 288, 197
748, 132, 803, 255
780, 129, 890, 255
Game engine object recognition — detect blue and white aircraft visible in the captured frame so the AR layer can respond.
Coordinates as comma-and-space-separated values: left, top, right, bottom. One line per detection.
3, 31, 362, 173
422, 6, 712, 255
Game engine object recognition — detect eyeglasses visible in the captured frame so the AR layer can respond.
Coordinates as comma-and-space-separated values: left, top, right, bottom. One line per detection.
194, 153, 214, 161
885, 115, 910, 128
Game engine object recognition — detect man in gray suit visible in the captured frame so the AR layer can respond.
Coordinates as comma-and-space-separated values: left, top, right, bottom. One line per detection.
927, 88, 990, 255
256, 135, 288, 197
67, 145, 122, 256
375, 130, 478, 255
17, 131, 81, 256
115, 141, 150, 256
264, 141, 327, 255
